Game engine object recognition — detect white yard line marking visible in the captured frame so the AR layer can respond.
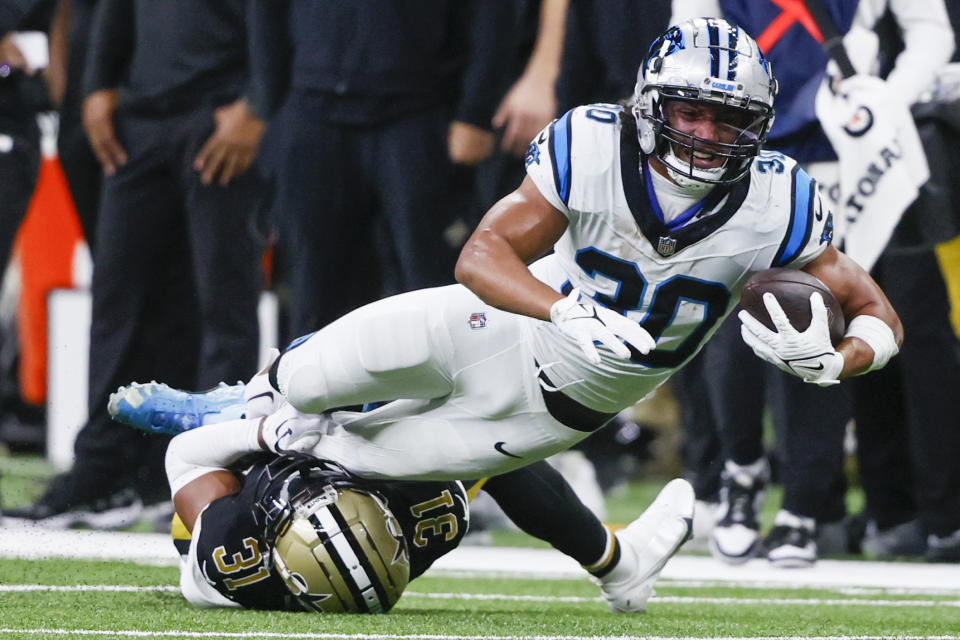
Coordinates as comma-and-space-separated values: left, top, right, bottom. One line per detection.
4, 528, 960, 592
658, 580, 960, 597
404, 591, 960, 607
0, 584, 180, 592
3, 585, 958, 608
2, 631, 960, 640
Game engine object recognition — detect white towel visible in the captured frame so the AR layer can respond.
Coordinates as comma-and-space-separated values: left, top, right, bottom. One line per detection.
815, 74, 929, 271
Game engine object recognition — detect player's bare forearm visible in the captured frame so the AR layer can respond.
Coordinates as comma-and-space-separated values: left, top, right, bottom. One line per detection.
174, 470, 240, 532
456, 177, 568, 320
803, 246, 904, 376
456, 225, 562, 320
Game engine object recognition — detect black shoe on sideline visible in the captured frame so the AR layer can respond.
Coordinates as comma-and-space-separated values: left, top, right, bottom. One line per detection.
4, 474, 143, 530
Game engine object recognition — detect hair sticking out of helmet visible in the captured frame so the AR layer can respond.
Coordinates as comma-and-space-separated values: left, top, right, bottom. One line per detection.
254, 455, 410, 614
632, 18, 778, 186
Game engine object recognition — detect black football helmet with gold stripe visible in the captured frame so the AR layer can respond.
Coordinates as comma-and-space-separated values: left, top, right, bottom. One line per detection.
252, 455, 410, 613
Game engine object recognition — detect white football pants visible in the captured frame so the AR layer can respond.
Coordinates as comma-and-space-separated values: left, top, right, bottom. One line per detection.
273, 284, 591, 480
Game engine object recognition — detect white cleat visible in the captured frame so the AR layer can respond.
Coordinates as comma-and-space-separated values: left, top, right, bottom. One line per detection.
596, 478, 694, 613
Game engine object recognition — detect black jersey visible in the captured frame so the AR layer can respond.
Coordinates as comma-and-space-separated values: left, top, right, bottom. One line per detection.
186, 459, 468, 610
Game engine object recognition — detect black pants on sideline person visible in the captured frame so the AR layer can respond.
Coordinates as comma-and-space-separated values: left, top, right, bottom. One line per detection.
854, 248, 960, 539
71, 105, 266, 503
272, 90, 474, 340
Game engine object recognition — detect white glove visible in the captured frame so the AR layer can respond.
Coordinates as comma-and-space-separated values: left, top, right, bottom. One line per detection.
738, 292, 844, 386
550, 288, 656, 364
259, 403, 328, 453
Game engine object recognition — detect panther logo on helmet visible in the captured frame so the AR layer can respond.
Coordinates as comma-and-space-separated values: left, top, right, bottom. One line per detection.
633, 18, 778, 186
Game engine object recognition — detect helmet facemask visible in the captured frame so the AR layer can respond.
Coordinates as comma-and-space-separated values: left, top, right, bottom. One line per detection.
650, 94, 771, 185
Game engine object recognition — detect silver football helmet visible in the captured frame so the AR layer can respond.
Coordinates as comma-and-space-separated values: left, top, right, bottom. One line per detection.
256, 456, 410, 613
633, 18, 778, 185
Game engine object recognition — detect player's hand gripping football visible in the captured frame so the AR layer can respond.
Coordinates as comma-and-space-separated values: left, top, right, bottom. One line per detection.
739, 292, 844, 386
550, 289, 656, 364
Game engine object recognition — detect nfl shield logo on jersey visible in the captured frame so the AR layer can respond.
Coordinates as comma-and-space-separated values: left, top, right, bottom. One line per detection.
469, 312, 487, 329
657, 236, 677, 256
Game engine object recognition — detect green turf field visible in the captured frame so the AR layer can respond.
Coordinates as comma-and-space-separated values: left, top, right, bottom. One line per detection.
1, 557, 959, 639
2, 453, 958, 639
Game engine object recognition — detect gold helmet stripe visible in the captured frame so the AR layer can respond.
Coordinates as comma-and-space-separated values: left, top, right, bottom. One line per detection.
314, 506, 386, 613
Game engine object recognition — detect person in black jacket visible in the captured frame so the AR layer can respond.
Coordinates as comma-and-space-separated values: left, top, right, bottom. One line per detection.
0, 0, 52, 296
0, 0, 54, 450
247, 0, 513, 341
47, 0, 101, 250
7, 0, 268, 529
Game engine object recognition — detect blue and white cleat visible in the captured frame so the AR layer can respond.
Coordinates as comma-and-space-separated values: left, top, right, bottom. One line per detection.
108, 381, 247, 435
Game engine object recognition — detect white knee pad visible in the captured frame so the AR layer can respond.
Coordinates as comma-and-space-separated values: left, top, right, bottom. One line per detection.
276, 305, 436, 414
355, 306, 432, 373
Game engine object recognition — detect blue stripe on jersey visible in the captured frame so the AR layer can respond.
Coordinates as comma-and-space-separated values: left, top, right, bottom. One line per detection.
773, 166, 815, 267
708, 23, 720, 78
285, 331, 317, 350
550, 110, 573, 204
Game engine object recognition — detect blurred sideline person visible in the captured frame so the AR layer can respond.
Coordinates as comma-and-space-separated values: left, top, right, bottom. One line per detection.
107, 19, 901, 558
673, 0, 956, 565
0, 0, 51, 279
474, 0, 569, 213
0, 1, 53, 450
557, 0, 671, 112
7, 0, 267, 529
48, 0, 102, 249
246, 1, 512, 343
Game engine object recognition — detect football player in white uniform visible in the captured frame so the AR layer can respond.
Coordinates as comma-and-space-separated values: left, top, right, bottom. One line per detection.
199, 17, 896, 477
109, 17, 901, 609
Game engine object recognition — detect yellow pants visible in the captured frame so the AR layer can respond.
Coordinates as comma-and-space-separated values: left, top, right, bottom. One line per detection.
935, 236, 960, 338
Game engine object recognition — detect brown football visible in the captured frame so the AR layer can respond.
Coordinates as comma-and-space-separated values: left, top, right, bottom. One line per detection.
739, 268, 846, 346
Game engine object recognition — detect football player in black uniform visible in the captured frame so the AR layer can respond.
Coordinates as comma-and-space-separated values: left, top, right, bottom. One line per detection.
168, 442, 693, 614
114, 388, 694, 614
173, 452, 467, 612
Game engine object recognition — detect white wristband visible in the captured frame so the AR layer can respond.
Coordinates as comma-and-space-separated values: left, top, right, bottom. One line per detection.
844, 315, 899, 372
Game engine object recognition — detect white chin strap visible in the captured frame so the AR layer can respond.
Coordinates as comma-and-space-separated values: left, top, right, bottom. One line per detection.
661, 147, 726, 188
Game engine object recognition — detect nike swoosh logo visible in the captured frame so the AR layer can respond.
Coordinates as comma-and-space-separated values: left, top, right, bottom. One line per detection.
494, 442, 522, 459
783, 353, 834, 370
248, 390, 274, 402
274, 419, 292, 449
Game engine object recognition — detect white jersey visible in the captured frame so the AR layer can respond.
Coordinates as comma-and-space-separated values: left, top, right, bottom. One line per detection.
523, 104, 834, 413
